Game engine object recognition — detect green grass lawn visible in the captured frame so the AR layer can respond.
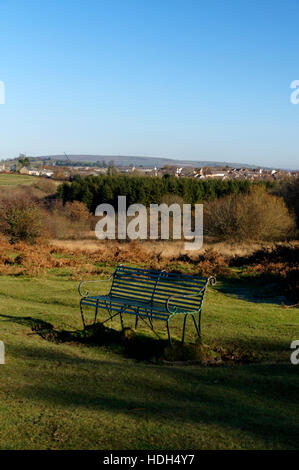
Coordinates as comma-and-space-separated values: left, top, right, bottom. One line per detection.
0, 274, 298, 449
0, 173, 39, 186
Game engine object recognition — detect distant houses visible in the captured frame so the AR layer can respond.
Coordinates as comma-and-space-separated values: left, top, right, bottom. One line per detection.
19, 167, 40, 176
19, 167, 30, 175
19, 167, 54, 178
41, 169, 54, 178
0, 158, 298, 182
158, 165, 298, 181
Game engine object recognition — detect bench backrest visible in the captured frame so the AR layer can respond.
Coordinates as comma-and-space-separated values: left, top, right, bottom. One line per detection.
153, 271, 208, 312
110, 265, 209, 311
110, 265, 161, 303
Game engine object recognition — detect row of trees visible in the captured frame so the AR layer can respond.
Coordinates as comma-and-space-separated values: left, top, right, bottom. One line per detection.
57, 174, 272, 212
0, 175, 296, 244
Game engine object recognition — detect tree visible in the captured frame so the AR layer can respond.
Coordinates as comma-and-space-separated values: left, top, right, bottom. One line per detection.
204, 187, 295, 242
272, 177, 299, 229
0, 196, 47, 244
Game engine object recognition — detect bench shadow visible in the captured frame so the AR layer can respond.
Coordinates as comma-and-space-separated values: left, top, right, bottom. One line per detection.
0, 312, 292, 364
0, 313, 191, 363
6, 341, 299, 450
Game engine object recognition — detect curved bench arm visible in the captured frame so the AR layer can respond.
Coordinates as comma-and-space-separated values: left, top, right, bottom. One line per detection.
165, 276, 216, 314
78, 274, 114, 297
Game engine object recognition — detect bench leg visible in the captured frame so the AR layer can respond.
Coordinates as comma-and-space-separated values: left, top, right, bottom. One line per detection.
80, 301, 86, 330
120, 313, 124, 330
94, 301, 99, 324
191, 314, 201, 339
104, 301, 113, 322
167, 320, 171, 344
198, 311, 202, 337
135, 316, 139, 329
182, 314, 188, 344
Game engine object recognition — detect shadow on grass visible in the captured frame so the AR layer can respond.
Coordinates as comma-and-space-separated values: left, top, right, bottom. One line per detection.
6, 340, 299, 450
0, 313, 217, 364
0, 313, 285, 365
216, 278, 288, 305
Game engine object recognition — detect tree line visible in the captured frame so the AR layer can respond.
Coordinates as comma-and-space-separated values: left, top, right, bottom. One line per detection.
57, 174, 273, 212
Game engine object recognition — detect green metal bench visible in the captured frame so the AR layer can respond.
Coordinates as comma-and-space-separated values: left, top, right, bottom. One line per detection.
78, 265, 216, 343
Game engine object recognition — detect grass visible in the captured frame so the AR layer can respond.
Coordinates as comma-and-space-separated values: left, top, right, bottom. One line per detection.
0, 174, 39, 186
0, 273, 298, 449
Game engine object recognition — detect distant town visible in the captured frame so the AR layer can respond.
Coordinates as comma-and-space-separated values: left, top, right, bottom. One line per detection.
0, 154, 298, 182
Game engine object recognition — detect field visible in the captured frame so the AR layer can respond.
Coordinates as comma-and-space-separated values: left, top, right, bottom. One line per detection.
0, 173, 62, 189
0, 265, 298, 450
0, 174, 40, 186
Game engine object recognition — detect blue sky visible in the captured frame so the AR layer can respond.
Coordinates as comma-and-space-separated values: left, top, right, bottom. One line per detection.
0, 0, 298, 168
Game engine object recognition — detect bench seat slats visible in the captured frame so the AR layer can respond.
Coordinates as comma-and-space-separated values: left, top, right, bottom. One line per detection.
81, 295, 170, 320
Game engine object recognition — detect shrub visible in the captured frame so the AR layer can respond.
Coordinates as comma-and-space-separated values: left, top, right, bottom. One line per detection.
32, 179, 57, 195
272, 177, 299, 230
0, 196, 47, 244
47, 200, 91, 239
64, 201, 90, 221
204, 187, 295, 242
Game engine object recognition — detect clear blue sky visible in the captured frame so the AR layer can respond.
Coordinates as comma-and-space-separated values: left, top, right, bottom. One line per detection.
0, 0, 298, 168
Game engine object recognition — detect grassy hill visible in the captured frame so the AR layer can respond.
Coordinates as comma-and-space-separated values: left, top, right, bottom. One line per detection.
0, 270, 298, 450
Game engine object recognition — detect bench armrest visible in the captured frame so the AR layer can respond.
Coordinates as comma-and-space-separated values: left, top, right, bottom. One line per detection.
78, 274, 114, 297
165, 276, 216, 314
